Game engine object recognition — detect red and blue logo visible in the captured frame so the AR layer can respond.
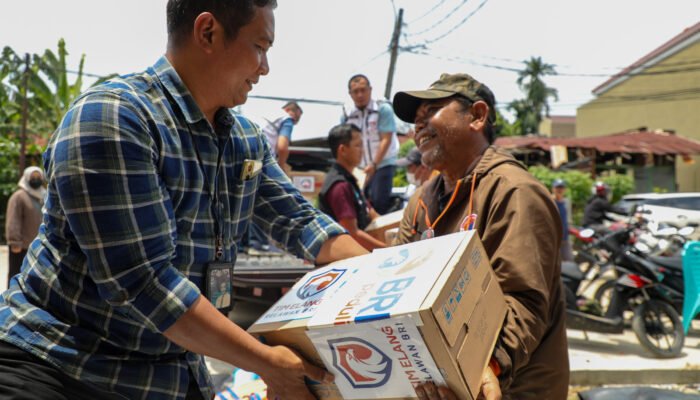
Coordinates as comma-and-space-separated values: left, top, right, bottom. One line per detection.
329, 337, 392, 389
296, 268, 346, 299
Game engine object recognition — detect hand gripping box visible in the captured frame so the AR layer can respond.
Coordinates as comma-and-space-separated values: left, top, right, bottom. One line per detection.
249, 231, 506, 400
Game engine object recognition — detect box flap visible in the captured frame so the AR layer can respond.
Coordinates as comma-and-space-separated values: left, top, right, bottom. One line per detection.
309, 233, 468, 328
456, 273, 506, 399
249, 257, 370, 327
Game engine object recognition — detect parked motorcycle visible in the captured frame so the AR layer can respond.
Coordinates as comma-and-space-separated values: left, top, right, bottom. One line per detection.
562, 227, 685, 358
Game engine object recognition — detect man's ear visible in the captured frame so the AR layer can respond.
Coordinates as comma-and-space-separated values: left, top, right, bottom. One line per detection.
192, 12, 220, 53
469, 101, 489, 131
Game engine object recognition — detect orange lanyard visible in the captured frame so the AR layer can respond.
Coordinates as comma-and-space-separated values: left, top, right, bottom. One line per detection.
411, 173, 478, 237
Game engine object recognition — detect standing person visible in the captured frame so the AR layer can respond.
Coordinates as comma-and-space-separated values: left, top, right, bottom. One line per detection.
392, 73, 569, 400
341, 74, 399, 214
261, 101, 302, 174
4, 166, 45, 281
319, 124, 386, 251
552, 179, 574, 262
0, 2, 368, 400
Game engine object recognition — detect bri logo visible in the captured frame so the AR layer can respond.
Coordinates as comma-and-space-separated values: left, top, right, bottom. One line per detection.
377, 248, 431, 275
296, 268, 346, 299
329, 337, 392, 389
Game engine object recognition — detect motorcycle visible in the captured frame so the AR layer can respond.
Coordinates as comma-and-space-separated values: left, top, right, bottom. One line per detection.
561, 227, 685, 358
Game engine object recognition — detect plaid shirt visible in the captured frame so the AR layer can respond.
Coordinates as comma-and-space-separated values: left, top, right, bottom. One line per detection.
0, 56, 344, 400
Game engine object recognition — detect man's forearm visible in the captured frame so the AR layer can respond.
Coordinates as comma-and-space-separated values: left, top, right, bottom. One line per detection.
164, 296, 274, 375
372, 133, 392, 165
315, 234, 369, 265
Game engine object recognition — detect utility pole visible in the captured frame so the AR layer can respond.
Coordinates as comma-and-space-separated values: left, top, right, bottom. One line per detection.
384, 8, 404, 100
19, 53, 29, 175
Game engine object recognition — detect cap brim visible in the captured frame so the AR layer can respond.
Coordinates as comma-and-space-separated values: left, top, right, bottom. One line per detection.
393, 89, 455, 123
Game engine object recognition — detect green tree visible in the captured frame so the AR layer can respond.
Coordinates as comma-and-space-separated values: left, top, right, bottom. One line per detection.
509, 57, 559, 135
26, 39, 87, 135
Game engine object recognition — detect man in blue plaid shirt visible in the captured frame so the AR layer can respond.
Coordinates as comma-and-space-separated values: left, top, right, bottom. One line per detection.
0, 1, 367, 399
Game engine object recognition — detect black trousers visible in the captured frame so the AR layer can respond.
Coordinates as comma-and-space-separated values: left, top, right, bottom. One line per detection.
7, 249, 26, 282
0, 340, 206, 400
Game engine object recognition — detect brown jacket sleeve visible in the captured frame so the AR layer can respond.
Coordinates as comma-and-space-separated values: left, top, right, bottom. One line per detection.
5, 191, 24, 248
393, 187, 422, 246
480, 180, 562, 390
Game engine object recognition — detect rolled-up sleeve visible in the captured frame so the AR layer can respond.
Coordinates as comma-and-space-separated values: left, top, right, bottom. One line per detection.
250, 137, 345, 261
51, 91, 200, 333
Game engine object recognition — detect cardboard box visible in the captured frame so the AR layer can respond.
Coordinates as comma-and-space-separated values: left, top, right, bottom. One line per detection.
365, 210, 404, 244
288, 170, 327, 201
249, 232, 506, 400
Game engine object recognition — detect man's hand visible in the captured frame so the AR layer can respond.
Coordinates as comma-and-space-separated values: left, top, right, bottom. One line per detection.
414, 382, 457, 400
259, 345, 334, 400
477, 366, 501, 400
363, 163, 376, 182
10, 245, 22, 254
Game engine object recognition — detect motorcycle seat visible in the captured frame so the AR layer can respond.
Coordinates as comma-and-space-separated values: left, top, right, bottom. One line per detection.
561, 261, 584, 281
649, 255, 683, 271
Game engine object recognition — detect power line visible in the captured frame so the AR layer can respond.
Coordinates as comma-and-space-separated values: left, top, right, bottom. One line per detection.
408, 0, 449, 24
407, 49, 700, 79
407, 0, 470, 37
248, 94, 343, 106
418, 0, 490, 45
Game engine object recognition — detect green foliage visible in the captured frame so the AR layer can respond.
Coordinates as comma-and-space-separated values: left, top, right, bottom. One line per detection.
393, 139, 417, 187
495, 110, 518, 137
529, 166, 635, 224
0, 39, 112, 243
600, 174, 635, 204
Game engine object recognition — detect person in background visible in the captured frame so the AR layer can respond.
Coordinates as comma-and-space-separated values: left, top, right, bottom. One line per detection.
0, 2, 368, 399
582, 181, 620, 229
397, 147, 433, 199
319, 124, 386, 251
392, 72, 568, 399
4, 166, 45, 281
342, 74, 399, 214
246, 101, 303, 253
552, 179, 574, 262
261, 101, 302, 174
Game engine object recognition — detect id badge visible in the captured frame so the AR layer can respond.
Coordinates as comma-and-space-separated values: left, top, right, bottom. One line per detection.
205, 262, 234, 314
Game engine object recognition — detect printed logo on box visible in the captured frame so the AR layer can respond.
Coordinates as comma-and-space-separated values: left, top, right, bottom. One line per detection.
293, 176, 315, 192
376, 248, 432, 276
297, 268, 347, 299
329, 337, 393, 389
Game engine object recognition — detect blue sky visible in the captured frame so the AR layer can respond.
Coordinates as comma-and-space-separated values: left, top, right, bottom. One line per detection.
3, 0, 699, 139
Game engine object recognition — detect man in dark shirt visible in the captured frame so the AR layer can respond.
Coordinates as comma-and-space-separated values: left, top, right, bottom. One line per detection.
319, 124, 386, 250
583, 182, 620, 229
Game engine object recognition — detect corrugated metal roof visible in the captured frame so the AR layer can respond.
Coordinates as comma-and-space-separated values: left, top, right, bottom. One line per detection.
495, 130, 700, 155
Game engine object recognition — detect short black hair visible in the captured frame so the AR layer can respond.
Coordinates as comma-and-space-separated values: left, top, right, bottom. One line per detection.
166, 0, 277, 47
328, 124, 360, 159
452, 95, 496, 144
348, 74, 371, 90
283, 101, 302, 114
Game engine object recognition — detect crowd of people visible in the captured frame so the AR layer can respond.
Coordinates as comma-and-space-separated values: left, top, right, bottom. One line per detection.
0, 1, 578, 399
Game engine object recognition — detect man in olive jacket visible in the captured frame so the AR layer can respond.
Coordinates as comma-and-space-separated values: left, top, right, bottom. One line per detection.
393, 73, 569, 400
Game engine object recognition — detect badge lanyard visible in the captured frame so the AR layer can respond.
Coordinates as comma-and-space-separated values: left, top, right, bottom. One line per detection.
189, 131, 227, 260
411, 173, 478, 240
156, 74, 229, 261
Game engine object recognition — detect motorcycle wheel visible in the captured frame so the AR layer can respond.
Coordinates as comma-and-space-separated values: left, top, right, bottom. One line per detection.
594, 279, 617, 314
632, 299, 684, 358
